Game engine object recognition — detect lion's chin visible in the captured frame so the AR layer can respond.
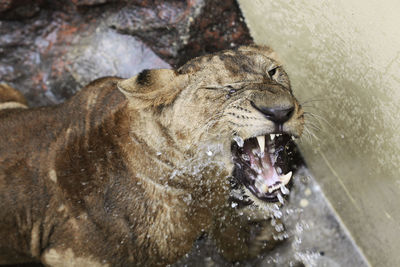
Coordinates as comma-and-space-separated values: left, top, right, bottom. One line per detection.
231, 133, 294, 203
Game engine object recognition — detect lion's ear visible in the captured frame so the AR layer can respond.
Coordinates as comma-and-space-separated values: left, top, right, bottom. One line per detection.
117, 69, 188, 108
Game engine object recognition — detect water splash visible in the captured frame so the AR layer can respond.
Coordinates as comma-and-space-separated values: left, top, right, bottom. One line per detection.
277, 193, 285, 204
280, 184, 290, 195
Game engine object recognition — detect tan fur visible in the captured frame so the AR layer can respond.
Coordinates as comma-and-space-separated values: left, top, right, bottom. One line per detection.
0, 46, 304, 266
0, 83, 28, 111
0, 101, 28, 110
0, 83, 27, 105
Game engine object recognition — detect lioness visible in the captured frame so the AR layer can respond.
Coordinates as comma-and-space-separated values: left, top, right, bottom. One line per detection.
0, 46, 304, 266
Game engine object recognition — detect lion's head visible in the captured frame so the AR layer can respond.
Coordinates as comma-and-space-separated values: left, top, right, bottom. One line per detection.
118, 45, 304, 204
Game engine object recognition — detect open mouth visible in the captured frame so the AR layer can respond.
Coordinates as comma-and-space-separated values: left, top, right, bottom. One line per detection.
231, 133, 294, 203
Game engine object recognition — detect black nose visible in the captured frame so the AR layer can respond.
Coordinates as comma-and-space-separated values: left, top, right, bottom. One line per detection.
251, 102, 294, 124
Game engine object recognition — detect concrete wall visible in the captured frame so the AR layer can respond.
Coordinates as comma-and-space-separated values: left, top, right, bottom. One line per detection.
238, 1, 400, 266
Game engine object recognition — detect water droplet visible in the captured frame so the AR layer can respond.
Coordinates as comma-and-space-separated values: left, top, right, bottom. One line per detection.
300, 199, 309, 207
275, 223, 284, 232
231, 202, 238, 208
277, 193, 285, 204
272, 209, 282, 218
253, 164, 262, 174
241, 154, 250, 161
235, 162, 242, 169
280, 184, 290, 195
183, 193, 192, 204
276, 166, 282, 174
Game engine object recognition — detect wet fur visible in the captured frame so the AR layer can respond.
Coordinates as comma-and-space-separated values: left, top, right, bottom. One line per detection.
0, 46, 304, 266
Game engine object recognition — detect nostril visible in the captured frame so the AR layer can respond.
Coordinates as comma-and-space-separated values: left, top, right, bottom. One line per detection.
264, 107, 294, 123
251, 101, 294, 124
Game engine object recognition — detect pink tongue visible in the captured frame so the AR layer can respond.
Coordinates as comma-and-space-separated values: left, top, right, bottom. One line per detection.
245, 147, 281, 187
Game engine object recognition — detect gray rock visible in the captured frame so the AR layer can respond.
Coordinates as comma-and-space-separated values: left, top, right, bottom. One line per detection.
108, 0, 204, 65
67, 27, 170, 87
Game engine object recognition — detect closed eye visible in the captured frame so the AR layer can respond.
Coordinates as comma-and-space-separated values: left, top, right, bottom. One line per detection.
201, 84, 245, 92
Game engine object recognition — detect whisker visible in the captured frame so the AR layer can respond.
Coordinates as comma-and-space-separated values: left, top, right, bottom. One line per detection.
301, 98, 332, 105
304, 112, 336, 131
300, 94, 334, 106
307, 126, 320, 141
304, 122, 322, 132
301, 105, 323, 111
299, 125, 320, 145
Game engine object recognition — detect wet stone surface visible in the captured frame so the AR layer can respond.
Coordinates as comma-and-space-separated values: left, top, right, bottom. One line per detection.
0, 0, 252, 107
174, 167, 369, 267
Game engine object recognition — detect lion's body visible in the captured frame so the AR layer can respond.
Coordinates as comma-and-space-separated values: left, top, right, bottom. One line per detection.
0, 78, 223, 266
0, 46, 304, 266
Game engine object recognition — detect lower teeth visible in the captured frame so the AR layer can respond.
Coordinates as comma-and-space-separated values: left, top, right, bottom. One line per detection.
255, 178, 284, 194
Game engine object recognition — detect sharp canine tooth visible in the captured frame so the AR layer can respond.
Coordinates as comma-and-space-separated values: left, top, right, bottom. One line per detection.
279, 171, 293, 186
270, 134, 276, 141
256, 135, 265, 152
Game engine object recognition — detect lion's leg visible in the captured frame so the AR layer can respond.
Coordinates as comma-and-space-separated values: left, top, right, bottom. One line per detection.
211, 207, 285, 262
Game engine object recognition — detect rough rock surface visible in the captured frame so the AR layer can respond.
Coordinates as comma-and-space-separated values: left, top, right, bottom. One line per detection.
66, 27, 170, 87
0, 0, 252, 106
109, 0, 252, 67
